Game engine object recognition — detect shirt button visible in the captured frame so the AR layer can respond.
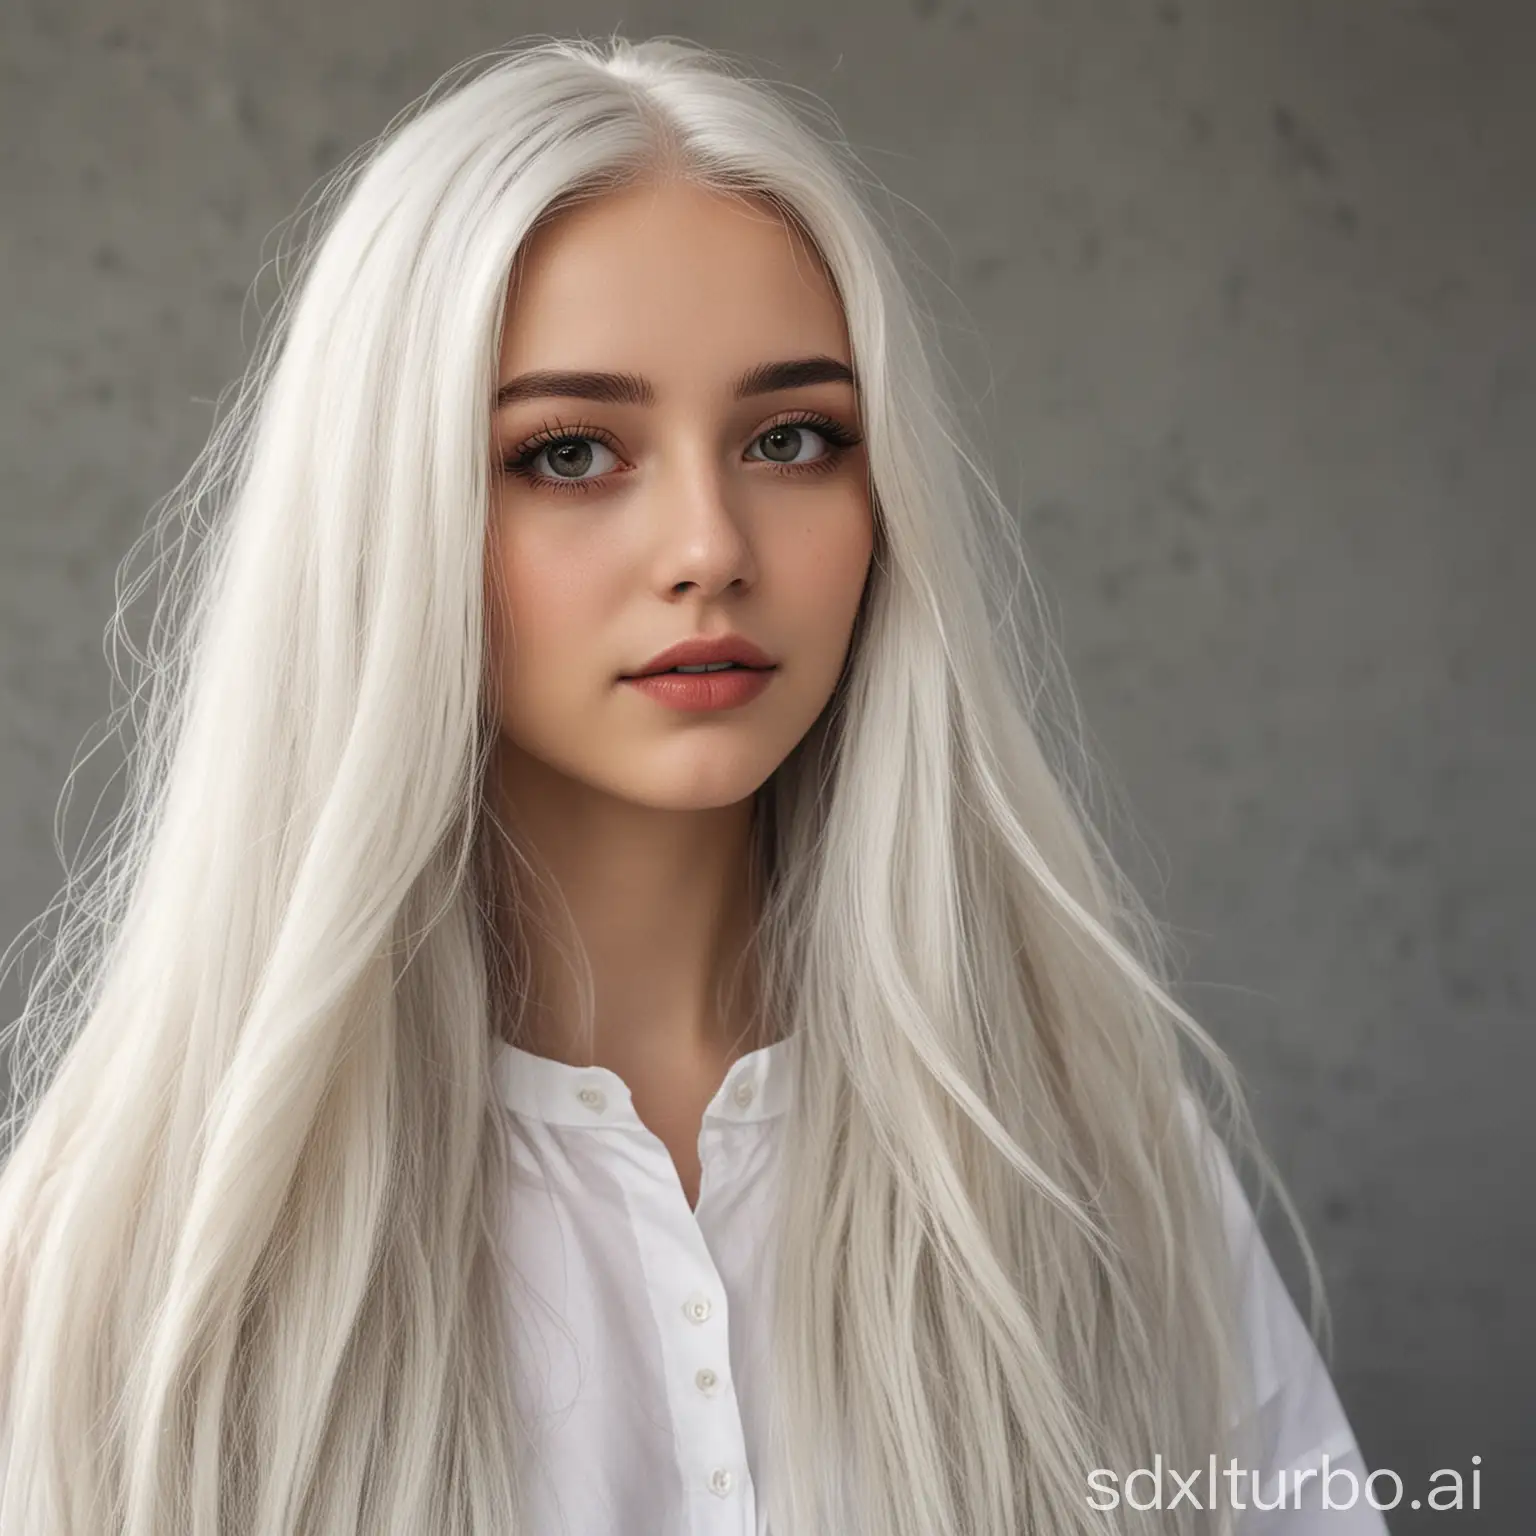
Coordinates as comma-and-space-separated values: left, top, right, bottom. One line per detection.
709, 1467, 734, 1496
695, 1367, 719, 1394
576, 1086, 606, 1114
683, 1294, 712, 1324
732, 1079, 755, 1109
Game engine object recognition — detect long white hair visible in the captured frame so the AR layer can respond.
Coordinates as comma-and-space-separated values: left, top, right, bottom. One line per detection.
0, 32, 1327, 1535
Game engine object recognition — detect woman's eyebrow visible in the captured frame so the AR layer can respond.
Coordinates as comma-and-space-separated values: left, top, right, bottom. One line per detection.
495, 354, 855, 409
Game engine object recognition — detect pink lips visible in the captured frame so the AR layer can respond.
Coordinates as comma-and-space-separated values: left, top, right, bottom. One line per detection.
623, 632, 776, 678
620, 666, 775, 713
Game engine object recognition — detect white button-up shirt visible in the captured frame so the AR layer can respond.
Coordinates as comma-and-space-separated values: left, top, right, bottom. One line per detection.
493, 1031, 1388, 1536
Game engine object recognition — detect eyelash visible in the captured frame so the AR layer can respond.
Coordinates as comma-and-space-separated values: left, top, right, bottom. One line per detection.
500, 410, 865, 497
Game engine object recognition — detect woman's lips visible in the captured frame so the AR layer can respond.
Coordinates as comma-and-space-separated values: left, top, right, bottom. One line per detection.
620, 666, 776, 712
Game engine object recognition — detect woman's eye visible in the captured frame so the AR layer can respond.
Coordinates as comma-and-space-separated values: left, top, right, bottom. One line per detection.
517, 436, 621, 484
745, 422, 834, 467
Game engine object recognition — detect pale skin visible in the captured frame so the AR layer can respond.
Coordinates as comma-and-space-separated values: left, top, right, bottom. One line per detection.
484, 179, 875, 1209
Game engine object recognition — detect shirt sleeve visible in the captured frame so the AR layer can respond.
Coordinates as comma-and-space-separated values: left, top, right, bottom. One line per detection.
1190, 1103, 1393, 1535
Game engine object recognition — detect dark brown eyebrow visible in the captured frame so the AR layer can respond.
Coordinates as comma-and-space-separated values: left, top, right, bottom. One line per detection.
495, 354, 856, 410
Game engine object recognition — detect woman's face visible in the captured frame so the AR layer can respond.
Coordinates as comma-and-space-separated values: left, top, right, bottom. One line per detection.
485, 179, 875, 812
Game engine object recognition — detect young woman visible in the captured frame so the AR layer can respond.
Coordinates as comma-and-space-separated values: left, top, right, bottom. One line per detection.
0, 33, 1388, 1536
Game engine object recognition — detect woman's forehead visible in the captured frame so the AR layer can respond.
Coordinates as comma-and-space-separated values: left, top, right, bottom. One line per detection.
499, 184, 846, 364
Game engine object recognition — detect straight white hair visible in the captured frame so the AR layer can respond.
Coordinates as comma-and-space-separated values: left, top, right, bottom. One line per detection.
0, 31, 1328, 1535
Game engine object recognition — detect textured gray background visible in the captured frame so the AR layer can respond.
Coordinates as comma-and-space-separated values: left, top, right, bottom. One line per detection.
3, 1, 1531, 1527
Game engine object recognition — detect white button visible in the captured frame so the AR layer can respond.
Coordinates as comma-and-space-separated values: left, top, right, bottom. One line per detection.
576, 1085, 606, 1113
695, 1367, 719, 1394
709, 1466, 734, 1496
732, 1079, 755, 1109
683, 1294, 712, 1324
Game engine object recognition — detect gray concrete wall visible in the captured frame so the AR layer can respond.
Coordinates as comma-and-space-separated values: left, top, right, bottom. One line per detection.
3, 2, 1531, 1527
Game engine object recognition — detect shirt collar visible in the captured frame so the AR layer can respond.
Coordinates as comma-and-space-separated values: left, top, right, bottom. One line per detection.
493, 1029, 802, 1129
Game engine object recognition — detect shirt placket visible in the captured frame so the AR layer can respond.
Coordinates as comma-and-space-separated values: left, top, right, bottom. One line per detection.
575, 1059, 763, 1536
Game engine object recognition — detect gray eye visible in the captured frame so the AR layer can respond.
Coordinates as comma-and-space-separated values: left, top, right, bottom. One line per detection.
534, 437, 620, 480
751, 424, 826, 466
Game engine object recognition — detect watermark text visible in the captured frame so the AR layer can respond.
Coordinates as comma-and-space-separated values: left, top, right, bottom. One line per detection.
1087, 1454, 1482, 1514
